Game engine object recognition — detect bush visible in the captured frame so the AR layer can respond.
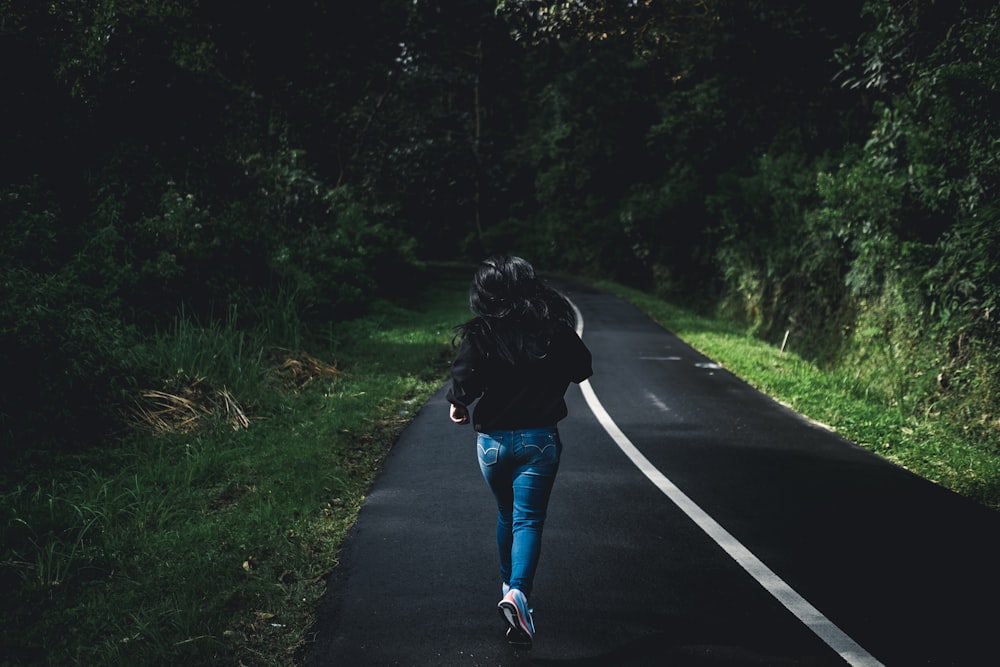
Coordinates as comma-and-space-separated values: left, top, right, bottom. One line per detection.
708, 148, 854, 360
266, 185, 422, 321
0, 267, 142, 461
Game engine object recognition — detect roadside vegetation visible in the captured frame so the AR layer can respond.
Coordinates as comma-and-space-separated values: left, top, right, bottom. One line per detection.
0, 266, 471, 666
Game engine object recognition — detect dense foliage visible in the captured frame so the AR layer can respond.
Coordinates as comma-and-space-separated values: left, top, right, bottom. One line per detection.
3, 0, 998, 466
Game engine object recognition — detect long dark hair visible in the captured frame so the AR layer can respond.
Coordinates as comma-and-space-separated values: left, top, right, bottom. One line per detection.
457, 255, 576, 365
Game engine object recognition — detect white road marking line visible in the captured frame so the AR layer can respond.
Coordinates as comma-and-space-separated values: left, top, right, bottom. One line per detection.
646, 391, 671, 414
569, 299, 884, 667
640, 356, 683, 361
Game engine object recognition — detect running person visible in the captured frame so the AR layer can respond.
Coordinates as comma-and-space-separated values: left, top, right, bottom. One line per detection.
447, 255, 593, 647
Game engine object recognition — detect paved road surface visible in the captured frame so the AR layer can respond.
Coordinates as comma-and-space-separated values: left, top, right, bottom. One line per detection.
303, 283, 1000, 666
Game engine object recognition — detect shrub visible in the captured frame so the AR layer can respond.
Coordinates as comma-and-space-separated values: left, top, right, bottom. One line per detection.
0, 267, 142, 461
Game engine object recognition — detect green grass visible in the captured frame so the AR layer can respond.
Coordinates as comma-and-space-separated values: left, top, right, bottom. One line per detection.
597, 280, 1000, 511
0, 264, 472, 666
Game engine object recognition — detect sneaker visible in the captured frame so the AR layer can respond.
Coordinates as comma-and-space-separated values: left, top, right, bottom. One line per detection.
502, 582, 510, 597
498, 588, 534, 648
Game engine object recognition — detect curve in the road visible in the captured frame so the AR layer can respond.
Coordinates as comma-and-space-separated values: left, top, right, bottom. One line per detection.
569, 298, 884, 667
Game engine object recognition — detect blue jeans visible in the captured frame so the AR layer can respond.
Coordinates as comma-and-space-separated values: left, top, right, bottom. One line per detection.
477, 427, 562, 598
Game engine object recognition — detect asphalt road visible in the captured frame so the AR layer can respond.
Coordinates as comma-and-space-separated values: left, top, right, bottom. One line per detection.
303, 282, 1000, 666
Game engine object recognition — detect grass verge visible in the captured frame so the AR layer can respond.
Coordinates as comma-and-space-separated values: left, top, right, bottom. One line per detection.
0, 264, 472, 666
597, 280, 1000, 511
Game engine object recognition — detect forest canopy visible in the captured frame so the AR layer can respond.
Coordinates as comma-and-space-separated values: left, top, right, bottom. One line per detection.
2, 0, 999, 455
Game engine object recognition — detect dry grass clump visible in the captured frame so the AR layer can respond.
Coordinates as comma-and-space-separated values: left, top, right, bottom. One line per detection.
132, 351, 339, 435
271, 350, 340, 390
133, 376, 250, 434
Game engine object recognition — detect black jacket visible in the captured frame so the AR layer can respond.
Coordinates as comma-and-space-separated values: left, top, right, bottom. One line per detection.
447, 322, 593, 432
